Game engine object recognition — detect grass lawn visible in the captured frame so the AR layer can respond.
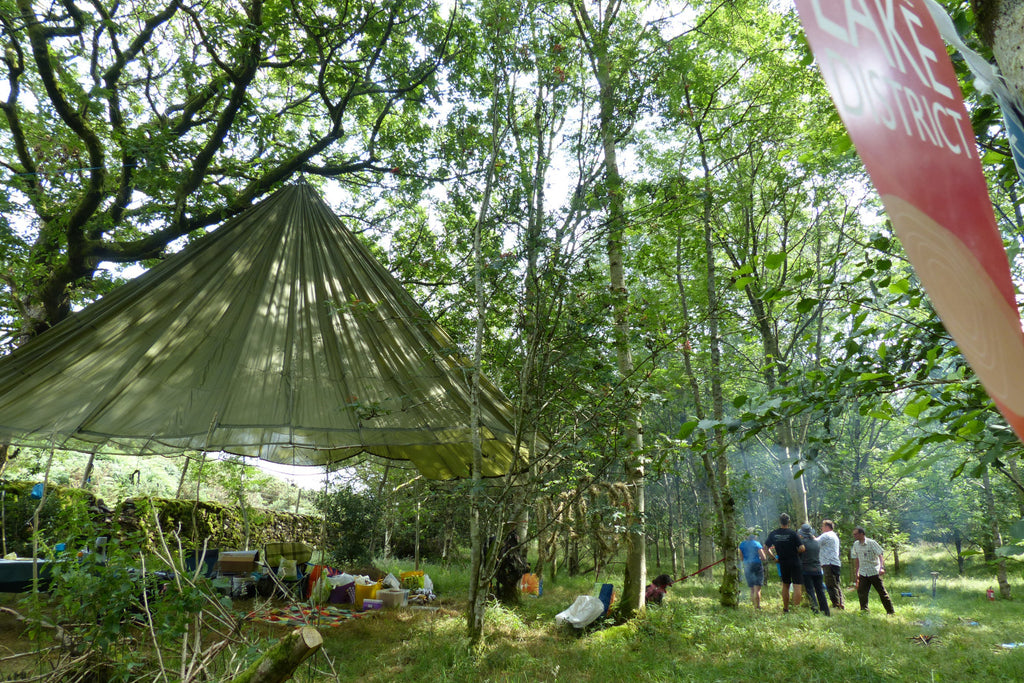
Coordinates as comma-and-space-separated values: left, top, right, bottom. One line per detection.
286, 546, 1024, 682
3, 545, 1024, 681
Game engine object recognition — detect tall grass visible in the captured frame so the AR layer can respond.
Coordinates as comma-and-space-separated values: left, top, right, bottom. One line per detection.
271, 548, 1024, 682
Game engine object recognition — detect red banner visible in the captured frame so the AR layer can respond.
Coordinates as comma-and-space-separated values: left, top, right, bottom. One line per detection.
796, 0, 1024, 439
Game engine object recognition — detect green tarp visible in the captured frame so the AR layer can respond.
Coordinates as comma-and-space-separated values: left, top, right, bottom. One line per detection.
0, 183, 524, 479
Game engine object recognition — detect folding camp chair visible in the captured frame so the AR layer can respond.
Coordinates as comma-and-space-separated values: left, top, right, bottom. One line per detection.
183, 548, 219, 579
262, 542, 312, 598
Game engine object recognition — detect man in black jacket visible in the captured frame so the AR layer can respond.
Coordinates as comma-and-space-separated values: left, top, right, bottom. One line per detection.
765, 513, 805, 613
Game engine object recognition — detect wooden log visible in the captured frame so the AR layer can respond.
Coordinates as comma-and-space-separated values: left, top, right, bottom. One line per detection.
228, 626, 322, 683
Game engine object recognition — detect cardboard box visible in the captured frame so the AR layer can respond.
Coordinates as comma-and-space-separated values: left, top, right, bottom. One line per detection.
214, 550, 258, 574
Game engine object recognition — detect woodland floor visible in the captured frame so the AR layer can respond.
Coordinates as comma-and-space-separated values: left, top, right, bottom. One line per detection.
2, 548, 1024, 682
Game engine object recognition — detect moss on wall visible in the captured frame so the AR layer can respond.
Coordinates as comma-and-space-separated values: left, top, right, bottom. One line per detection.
1, 480, 320, 556
117, 495, 320, 551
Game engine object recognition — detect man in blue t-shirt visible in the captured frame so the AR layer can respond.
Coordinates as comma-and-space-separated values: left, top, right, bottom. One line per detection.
739, 529, 766, 608
765, 513, 805, 613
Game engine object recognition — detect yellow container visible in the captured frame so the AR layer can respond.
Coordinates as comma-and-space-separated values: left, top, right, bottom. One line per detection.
400, 570, 424, 589
354, 582, 381, 609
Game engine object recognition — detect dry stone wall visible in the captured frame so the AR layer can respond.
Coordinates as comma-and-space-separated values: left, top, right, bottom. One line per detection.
0, 480, 320, 556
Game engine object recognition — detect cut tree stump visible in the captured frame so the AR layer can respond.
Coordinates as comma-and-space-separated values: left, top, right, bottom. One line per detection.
229, 626, 323, 683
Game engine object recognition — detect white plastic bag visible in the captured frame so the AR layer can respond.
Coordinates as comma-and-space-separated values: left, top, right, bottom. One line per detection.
422, 574, 433, 592
329, 572, 355, 587
555, 595, 605, 629
382, 573, 401, 590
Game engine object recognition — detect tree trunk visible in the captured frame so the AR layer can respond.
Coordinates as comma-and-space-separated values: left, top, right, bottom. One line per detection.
1008, 460, 1024, 518
568, 529, 579, 577
975, 1, 1024, 106
982, 469, 1012, 598
229, 627, 322, 683
697, 488, 716, 581
671, 472, 684, 578
466, 77, 503, 646
664, 473, 678, 577
780, 442, 809, 523
678, 75, 739, 606
954, 528, 965, 576
0, 445, 19, 481
573, 0, 645, 620
535, 502, 548, 581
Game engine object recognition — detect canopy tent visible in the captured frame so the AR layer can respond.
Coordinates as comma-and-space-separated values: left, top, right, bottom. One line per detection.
0, 183, 525, 479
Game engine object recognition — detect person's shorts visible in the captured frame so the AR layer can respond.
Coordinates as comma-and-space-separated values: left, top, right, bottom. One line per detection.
743, 561, 764, 587
778, 558, 802, 585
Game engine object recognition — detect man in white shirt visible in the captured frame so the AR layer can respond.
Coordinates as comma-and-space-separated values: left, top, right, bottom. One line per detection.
851, 526, 894, 614
816, 520, 845, 610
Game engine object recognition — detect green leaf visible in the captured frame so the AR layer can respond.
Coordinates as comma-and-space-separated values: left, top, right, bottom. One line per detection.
887, 278, 910, 295
903, 396, 931, 418
996, 545, 1024, 557
732, 276, 755, 290
831, 132, 853, 154
796, 297, 818, 313
982, 149, 1006, 165
764, 253, 785, 270
956, 420, 984, 437
867, 400, 894, 419
677, 420, 698, 439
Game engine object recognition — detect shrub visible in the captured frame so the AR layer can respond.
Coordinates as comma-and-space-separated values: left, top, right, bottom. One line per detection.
315, 484, 382, 565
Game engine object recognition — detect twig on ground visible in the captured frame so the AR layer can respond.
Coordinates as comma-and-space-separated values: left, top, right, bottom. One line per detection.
1, 605, 80, 654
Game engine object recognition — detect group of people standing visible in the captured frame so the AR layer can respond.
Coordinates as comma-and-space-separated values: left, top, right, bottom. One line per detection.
739, 513, 895, 615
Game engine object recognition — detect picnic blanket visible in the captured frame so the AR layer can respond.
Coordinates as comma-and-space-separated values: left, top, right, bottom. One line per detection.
246, 603, 375, 628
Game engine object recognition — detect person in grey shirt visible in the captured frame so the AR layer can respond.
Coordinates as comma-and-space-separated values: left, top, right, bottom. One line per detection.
816, 519, 845, 610
798, 523, 830, 616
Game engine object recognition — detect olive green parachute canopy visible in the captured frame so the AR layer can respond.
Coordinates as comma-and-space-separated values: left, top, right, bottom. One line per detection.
0, 183, 525, 479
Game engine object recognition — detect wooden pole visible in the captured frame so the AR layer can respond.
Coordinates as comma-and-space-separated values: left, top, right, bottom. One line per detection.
80, 449, 96, 488
414, 500, 421, 571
